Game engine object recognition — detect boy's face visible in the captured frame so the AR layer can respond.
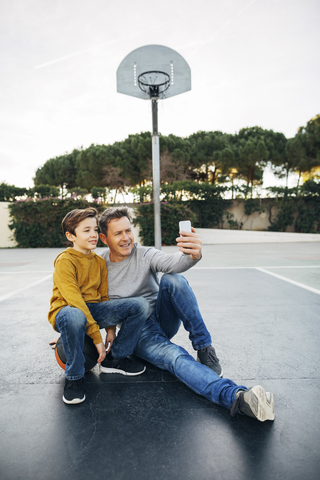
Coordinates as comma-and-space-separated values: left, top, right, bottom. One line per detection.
66, 217, 99, 255
99, 216, 134, 263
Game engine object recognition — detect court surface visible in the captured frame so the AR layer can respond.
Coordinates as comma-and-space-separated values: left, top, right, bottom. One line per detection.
0, 242, 320, 480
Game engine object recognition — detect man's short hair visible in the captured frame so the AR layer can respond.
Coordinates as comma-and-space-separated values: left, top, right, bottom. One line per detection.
62, 207, 98, 236
99, 206, 132, 236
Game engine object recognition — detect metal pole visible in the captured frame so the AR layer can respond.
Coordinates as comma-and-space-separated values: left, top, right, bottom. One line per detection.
151, 99, 161, 250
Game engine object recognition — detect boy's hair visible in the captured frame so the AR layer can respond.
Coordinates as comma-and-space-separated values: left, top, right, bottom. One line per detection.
62, 207, 98, 236
99, 206, 132, 236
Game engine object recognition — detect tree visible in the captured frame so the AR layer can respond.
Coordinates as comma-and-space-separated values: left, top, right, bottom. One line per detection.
187, 131, 232, 183
34, 150, 79, 189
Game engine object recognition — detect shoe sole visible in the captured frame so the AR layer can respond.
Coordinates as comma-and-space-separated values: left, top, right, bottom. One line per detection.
62, 394, 86, 405
244, 386, 275, 422
196, 358, 223, 378
100, 365, 146, 376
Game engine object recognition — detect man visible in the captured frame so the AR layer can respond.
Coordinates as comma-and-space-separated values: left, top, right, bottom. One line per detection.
99, 206, 275, 422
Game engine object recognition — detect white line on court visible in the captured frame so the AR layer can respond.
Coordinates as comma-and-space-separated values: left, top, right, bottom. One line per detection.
0, 274, 52, 302
0, 271, 53, 274
255, 267, 320, 295
193, 266, 320, 270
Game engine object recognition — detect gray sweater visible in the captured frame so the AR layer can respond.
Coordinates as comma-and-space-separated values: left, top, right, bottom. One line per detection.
100, 243, 200, 315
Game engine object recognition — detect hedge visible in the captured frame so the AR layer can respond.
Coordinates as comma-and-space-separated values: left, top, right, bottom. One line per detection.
134, 202, 197, 246
9, 198, 105, 248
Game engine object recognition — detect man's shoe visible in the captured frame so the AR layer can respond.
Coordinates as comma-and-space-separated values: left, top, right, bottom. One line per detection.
197, 345, 223, 377
230, 385, 275, 422
100, 355, 146, 376
63, 378, 85, 405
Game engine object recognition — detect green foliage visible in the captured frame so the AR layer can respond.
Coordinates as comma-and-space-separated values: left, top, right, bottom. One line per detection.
134, 202, 197, 246
244, 198, 265, 217
0, 182, 28, 201
91, 186, 109, 202
28, 184, 60, 198
267, 181, 320, 232
8, 198, 105, 248
160, 180, 228, 228
34, 150, 79, 188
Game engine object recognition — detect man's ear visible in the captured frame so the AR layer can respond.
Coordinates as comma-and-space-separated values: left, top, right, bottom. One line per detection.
100, 233, 108, 245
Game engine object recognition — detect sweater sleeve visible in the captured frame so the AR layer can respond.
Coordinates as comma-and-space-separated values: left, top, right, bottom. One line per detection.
53, 257, 102, 345
97, 260, 109, 302
146, 248, 200, 274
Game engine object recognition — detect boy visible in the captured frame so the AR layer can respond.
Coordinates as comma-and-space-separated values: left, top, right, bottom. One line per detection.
48, 207, 149, 405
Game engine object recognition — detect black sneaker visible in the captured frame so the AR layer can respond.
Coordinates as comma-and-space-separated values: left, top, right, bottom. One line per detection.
230, 385, 275, 422
63, 378, 86, 405
197, 345, 223, 377
100, 354, 146, 376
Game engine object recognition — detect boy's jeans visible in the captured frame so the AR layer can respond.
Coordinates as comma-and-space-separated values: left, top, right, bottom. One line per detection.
133, 274, 246, 408
55, 297, 149, 380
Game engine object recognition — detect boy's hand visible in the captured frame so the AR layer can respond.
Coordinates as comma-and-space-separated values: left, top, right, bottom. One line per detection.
176, 227, 202, 261
95, 342, 106, 363
105, 328, 116, 354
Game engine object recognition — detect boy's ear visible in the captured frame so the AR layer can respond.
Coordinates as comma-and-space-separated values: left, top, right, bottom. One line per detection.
100, 233, 108, 245
65, 231, 75, 243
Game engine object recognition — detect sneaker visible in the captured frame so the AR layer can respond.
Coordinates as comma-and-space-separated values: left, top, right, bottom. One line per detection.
197, 345, 223, 377
230, 385, 275, 422
63, 378, 85, 405
100, 355, 146, 376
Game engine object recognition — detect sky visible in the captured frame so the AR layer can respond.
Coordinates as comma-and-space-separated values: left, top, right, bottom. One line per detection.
1, 0, 319, 189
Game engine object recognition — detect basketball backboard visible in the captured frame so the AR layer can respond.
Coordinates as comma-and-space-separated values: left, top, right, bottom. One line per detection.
117, 44, 191, 100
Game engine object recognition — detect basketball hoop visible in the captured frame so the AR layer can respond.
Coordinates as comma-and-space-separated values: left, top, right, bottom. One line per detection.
138, 71, 170, 98
117, 45, 191, 250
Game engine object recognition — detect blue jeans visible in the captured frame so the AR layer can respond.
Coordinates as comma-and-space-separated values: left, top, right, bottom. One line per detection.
134, 273, 246, 408
55, 297, 150, 380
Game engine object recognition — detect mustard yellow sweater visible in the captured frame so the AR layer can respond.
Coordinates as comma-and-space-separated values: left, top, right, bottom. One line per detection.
48, 248, 109, 345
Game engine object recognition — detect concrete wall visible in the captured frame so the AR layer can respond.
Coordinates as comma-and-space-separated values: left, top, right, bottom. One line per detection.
0, 203, 16, 248
220, 198, 296, 232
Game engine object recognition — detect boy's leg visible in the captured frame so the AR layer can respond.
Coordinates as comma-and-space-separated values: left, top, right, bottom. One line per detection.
54, 306, 87, 404
155, 273, 223, 377
87, 297, 150, 359
55, 306, 87, 380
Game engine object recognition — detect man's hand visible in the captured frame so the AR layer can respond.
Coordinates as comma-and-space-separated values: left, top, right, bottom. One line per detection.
176, 227, 202, 261
105, 328, 116, 354
95, 342, 106, 363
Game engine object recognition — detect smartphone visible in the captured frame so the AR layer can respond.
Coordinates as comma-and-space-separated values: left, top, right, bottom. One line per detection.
179, 220, 192, 233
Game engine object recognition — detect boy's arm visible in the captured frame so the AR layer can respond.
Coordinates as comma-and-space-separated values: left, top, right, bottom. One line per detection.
53, 257, 102, 345
97, 260, 109, 302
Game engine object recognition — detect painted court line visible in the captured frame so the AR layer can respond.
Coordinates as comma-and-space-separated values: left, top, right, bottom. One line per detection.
193, 266, 320, 270
255, 267, 320, 295
0, 274, 52, 302
0, 271, 53, 274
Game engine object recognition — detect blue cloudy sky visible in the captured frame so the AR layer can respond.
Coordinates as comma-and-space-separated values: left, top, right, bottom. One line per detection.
1, 0, 319, 188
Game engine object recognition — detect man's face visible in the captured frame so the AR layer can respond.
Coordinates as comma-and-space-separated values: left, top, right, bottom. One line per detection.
100, 216, 134, 262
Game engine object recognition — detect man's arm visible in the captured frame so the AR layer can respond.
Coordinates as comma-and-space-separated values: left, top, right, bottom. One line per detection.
147, 227, 202, 274
176, 226, 202, 261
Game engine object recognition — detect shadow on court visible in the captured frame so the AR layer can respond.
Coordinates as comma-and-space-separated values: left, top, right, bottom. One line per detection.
0, 243, 320, 480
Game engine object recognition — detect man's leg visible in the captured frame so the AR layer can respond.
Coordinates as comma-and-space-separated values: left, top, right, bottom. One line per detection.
134, 317, 243, 408
134, 318, 275, 421
55, 306, 86, 404
155, 273, 223, 376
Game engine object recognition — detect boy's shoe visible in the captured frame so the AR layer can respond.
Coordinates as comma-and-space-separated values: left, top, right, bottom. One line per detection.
230, 385, 275, 422
197, 345, 223, 377
63, 377, 86, 405
100, 354, 146, 376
